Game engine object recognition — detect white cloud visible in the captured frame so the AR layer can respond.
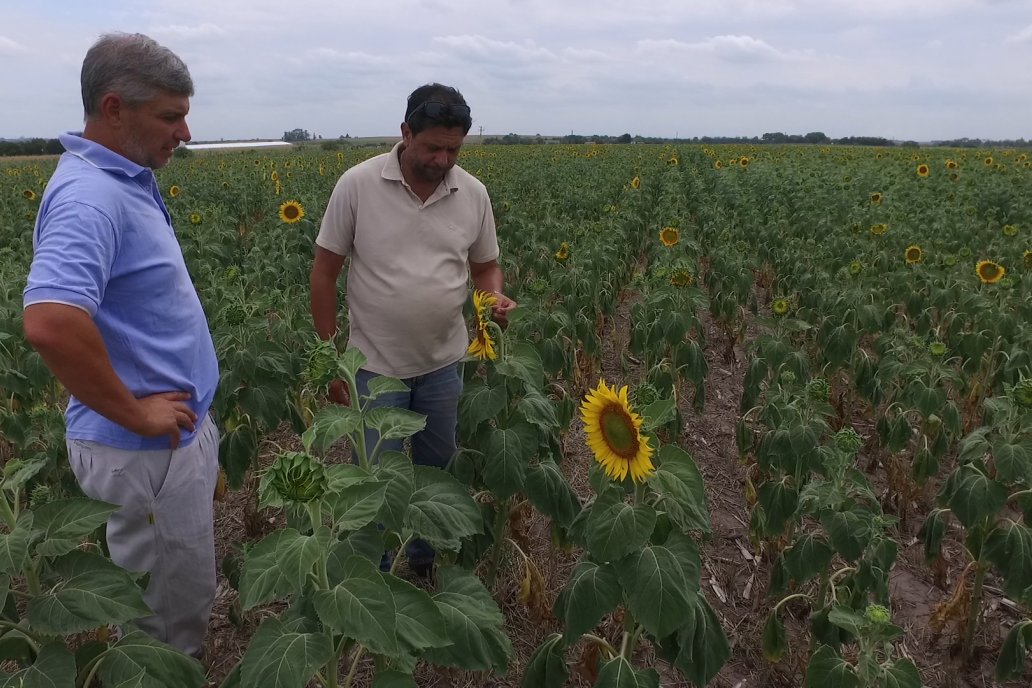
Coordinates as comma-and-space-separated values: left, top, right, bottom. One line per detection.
1004, 23, 1032, 43
149, 23, 227, 40
0, 36, 28, 55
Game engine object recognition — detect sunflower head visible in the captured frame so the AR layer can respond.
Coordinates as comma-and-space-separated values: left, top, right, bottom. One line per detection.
834, 428, 863, 455
580, 380, 654, 484
1002, 224, 1019, 237
975, 259, 1005, 284
270, 171, 280, 182
870, 223, 888, 236
169, 185, 181, 198
928, 341, 947, 357
467, 325, 497, 361
266, 451, 327, 505
1012, 378, 1032, 409
279, 200, 305, 224
189, 212, 203, 225
22, 189, 37, 201
669, 268, 694, 287
667, 154, 679, 166
771, 298, 791, 316
630, 176, 641, 190
905, 245, 923, 264
555, 242, 570, 262
984, 156, 994, 166
958, 246, 972, 258
714, 160, 723, 170
848, 260, 863, 276
943, 254, 957, 267
739, 156, 749, 168
1024, 250, 1032, 269
945, 159, 958, 170
471, 289, 498, 326
916, 164, 930, 178
659, 226, 680, 247
870, 192, 882, 205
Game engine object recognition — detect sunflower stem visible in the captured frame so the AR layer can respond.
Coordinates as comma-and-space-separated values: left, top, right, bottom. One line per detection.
485, 497, 511, 589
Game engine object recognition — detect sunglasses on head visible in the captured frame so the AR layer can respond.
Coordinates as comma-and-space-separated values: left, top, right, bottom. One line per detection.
406, 101, 471, 125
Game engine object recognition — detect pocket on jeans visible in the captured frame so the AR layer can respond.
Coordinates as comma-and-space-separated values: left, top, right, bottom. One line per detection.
67, 440, 93, 480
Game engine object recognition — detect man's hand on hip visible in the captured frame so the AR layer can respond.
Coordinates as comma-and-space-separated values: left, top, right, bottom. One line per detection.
133, 392, 197, 449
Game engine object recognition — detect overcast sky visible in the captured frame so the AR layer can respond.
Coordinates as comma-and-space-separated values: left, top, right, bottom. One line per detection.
3, 0, 1030, 142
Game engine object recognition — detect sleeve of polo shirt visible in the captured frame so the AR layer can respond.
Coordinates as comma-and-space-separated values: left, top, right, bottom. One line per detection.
315, 174, 356, 256
23, 201, 118, 317
468, 190, 500, 263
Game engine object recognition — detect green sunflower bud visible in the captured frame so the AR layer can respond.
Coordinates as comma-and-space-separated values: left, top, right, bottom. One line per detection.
1013, 379, 1032, 409
304, 339, 340, 388
864, 604, 891, 625
928, 341, 947, 357
267, 452, 327, 504
779, 370, 796, 386
834, 427, 863, 454
807, 377, 831, 402
30, 484, 54, 508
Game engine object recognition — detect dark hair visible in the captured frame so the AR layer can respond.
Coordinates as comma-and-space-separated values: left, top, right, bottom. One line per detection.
404, 83, 472, 135
82, 33, 193, 120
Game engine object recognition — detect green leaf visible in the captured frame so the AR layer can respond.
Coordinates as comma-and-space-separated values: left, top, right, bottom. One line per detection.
996, 619, 1032, 682
364, 406, 427, 442
423, 567, 511, 673
673, 594, 731, 687
240, 530, 293, 609
30, 499, 118, 545
2, 456, 49, 494
482, 423, 537, 501
993, 437, 1032, 486
639, 397, 676, 433
302, 404, 362, 454
238, 618, 333, 688
495, 342, 544, 390
27, 551, 151, 635
650, 445, 711, 534
98, 631, 206, 688
0, 519, 31, 575
219, 424, 258, 490
457, 379, 507, 432
326, 525, 384, 584
784, 534, 834, 585
384, 573, 450, 652
275, 527, 333, 591
324, 464, 375, 492
957, 427, 991, 464
338, 347, 367, 379
614, 533, 698, 639
376, 451, 414, 533
762, 611, 788, 662
521, 633, 568, 688
918, 508, 948, 562
584, 493, 656, 562
984, 521, 1032, 600
594, 656, 659, 688
365, 376, 410, 400
404, 468, 483, 552
329, 480, 387, 531
882, 658, 922, 688
515, 389, 560, 433
372, 671, 418, 688
525, 460, 581, 529
314, 557, 399, 656
0, 641, 75, 688
553, 559, 622, 644
805, 645, 858, 688
756, 479, 798, 537
946, 465, 1008, 528
823, 508, 874, 561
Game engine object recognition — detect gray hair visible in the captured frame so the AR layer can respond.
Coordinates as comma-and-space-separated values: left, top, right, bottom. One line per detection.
81, 32, 193, 119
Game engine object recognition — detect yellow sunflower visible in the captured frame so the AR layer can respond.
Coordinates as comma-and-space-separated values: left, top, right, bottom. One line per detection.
669, 269, 694, 287
849, 260, 863, 276
916, 164, 930, 178
739, 156, 749, 168
659, 226, 680, 247
714, 160, 723, 170
870, 192, 882, 205
189, 212, 203, 225
278, 200, 305, 224
466, 325, 497, 361
870, 223, 888, 236
771, 298, 790, 316
630, 176, 641, 190
1002, 224, 1019, 237
975, 260, 1005, 284
555, 242, 570, 262
667, 154, 679, 166
984, 156, 994, 166
905, 245, 923, 264
22, 189, 37, 201
580, 380, 654, 484
945, 159, 958, 170
270, 171, 280, 182
169, 185, 181, 198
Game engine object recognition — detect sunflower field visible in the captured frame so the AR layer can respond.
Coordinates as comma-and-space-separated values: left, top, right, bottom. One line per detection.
0, 140, 1030, 687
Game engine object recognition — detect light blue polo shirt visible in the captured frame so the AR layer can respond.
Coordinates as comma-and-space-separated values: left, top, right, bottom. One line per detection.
24, 133, 218, 450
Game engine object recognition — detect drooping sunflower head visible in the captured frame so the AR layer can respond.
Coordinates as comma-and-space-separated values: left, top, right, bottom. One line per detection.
916, 164, 930, 178
471, 289, 498, 327
667, 154, 679, 166
466, 325, 497, 361
22, 189, 37, 201
266, 451, 327, 505
905, 245, 923, 264
975, 259, 1005, 284
555, 242, 570, 262
659, 226, 680, 247
270, 171, 280, 182
169, 185, 181, 198
580, 380, 654, 484
279, 200, 305, 224
870, 192, 882, 205
630, 176, 641, 190
870, 223, 888, 236
771, 297, 791, 316
189, 212, 203, 225
1002, 224, 1019, 237
669, 268, 694, 287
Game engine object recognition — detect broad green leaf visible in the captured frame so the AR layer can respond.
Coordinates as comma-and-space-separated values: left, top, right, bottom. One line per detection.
614, 536, 697, 639
423, 567, 511, 673
762, 611, 788, 662
996, 620, 1032, 682
338, 347, 367, 379
314, 559, 399, 656
515, 389, 560, 433
384, 573, 449, 652
918, 508, 948, 562
595, 656, 659, 688
302, 405, 362, 454
554, 559, 622, 644
1, 456, 49, 493
457, 379, 507, 431
521, 633, 568, 688
826, 606, 865, 637
882, 658, 922, 688
324, 464, 375, 492
984, 521, 1032, 600
640, 397, 676, 433
483, 423, 537, 501
34, 539, 82, 559
673, 595, 731, 687
329, 480, 387, 531
240, 530, 293, 609
993, 438, 1032, 486
372, 671, 418, 688
364, 407, 427, 442
27, 551, 151, 635
946, 465, 1008, 528
365, 376, 410, 400
495, 342, 544, 389
584, 493, 656, 562
0, 520, 31, 575
805, 645, 858, 688
30, 498, 118, 544
0, 641, 75, 688
377, 451, 415, 533
219, 424, 258, 490
525, 460, 581, 529
238, 618, 333, 688
98, 631, 205, 688
405, 469, 483, 551
784, 534, 834, 585
756, 479, 798, 537
275, 527, 332, 591
957, 427, 991, 464
326, 525, 384, 585
650, 445, 711, 534
823, 508, 874, 561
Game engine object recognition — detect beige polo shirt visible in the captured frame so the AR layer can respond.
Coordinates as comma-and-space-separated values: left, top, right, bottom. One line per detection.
316, 142, 500, 378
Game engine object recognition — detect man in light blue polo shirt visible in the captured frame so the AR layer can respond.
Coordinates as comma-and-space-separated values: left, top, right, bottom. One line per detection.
22, 33, 218, 658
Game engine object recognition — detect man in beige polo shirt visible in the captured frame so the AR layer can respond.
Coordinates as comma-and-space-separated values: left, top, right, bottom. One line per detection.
310, 83, 516, 576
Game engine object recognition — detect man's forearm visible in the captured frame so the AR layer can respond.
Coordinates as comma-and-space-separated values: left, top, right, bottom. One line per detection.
471, 263, 504, 294
310, 273, 340, 341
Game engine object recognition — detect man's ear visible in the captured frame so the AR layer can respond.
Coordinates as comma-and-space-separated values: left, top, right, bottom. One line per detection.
400, 121, 412, 144
98, 92, 126, 128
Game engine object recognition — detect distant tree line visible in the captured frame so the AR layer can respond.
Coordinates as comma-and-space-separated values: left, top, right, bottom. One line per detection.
0, 138, 66, 157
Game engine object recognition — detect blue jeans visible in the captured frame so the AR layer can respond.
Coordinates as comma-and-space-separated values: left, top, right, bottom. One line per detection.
355, 362, 463, 569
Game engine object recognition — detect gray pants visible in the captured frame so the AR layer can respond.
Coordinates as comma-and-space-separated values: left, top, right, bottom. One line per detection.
66, 415, 219, 657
